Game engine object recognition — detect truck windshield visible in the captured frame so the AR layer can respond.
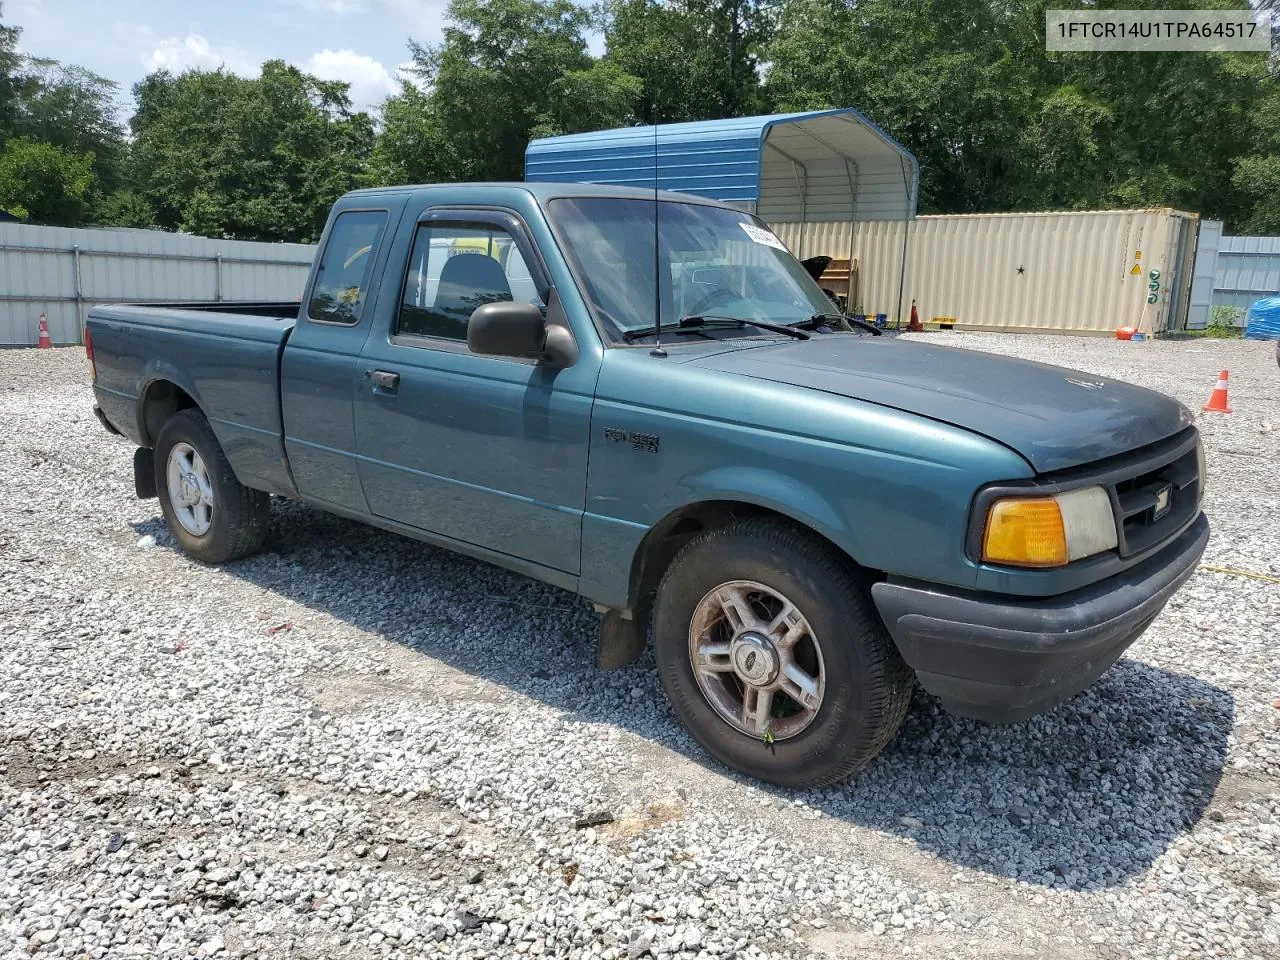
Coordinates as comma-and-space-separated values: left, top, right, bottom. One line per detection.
547, 197, 836, 343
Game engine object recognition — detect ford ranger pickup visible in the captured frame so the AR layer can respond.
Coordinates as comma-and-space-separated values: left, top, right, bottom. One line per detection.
87, 183, 1210, 787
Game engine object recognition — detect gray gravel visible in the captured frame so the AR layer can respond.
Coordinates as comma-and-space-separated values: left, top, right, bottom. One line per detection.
1, 336, 1278, 960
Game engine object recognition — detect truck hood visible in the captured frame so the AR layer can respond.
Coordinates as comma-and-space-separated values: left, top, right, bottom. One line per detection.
693, 336, 1193, 473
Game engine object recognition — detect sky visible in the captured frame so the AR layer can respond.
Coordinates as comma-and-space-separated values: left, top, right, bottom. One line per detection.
6, 0, 461, 116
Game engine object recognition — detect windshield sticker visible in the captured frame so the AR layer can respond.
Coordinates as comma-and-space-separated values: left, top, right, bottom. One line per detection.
739, 222, 788, 251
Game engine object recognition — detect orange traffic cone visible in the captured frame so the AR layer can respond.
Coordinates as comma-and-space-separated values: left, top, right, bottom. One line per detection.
906, 299, 924, 332
37, 312, 51, 349
1202, 370, 1232, 413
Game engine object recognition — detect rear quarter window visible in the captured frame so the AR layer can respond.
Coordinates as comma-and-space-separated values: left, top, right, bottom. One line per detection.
308, 210, 389, 325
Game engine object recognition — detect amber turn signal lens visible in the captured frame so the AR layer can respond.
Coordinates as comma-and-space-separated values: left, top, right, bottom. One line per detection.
982, 497, 1068, 567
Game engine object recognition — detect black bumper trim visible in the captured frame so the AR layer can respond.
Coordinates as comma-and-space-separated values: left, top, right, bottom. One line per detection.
93, 404, 123, 437
871, 513, 1210, 723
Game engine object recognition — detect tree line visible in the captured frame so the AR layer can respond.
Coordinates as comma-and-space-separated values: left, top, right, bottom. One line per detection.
0, 0, 1276, 243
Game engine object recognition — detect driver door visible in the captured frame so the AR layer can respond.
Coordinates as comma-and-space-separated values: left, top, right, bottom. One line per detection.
352, 208, 594, 576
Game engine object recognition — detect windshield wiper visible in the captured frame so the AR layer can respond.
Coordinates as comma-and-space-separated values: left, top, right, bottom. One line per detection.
623, 315, 809, 342
791, 313, 883, 336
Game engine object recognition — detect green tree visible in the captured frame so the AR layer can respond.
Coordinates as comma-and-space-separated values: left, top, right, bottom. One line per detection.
1232, 81, 1280, 232
0, 5, 133, 224
365, 82, 454, 186
371, 0, 636, 185
12, 62, 124, 188
0, 4, 25, 140
766, 0, 1032, 212
602, 0, 770, 123
530, 61, 644, 138
0, 137, 96, 224
1031, 17, 1267, 224
95, 188, 156, 229
129, 61, 373, 241
765, 0, 1275, 225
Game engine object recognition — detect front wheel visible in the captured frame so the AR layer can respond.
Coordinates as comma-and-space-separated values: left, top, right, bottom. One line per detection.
653, 518, 913, 788
154, 409, 270, 563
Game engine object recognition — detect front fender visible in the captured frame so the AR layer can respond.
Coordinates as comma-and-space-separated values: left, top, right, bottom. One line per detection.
677, 464, 859, 560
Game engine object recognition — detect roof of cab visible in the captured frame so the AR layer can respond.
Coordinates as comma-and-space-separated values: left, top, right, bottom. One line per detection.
339, 181, 739, 207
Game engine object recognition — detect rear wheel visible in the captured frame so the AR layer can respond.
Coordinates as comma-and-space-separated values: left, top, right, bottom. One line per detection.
653, 518, 912, 788
154, 409, 270, 563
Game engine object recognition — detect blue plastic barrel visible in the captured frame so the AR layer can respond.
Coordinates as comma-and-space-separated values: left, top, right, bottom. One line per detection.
1245, 296, 1280, 340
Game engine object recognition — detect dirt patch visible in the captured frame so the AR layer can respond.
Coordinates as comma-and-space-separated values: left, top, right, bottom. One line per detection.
1208, 769, 1277, 810
807, 927, 1094, 960
3, 740, 129, 788
600, 793, 686, 844
1232, 868, 1278, 895
301, 668, 505, 715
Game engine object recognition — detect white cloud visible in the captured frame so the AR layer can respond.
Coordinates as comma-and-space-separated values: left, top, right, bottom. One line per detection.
142, 34, 258, 77
303, 49, 399, 107
135, 34, 398, 111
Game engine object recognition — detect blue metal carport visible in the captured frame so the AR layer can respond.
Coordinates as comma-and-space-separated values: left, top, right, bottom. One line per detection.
524, 109, 918, 225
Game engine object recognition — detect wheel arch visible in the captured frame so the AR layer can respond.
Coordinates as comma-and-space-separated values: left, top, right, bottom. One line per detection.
627, 495, 873, 615
137, 376, 202, 448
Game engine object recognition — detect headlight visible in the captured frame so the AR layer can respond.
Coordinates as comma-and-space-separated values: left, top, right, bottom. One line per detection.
982, 486, 1117, 568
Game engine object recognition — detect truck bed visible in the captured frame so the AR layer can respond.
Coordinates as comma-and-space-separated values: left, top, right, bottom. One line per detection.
89, 302, 299, 497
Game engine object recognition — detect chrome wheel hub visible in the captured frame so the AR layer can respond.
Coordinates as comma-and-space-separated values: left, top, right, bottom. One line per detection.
730, 633, 779, 686
688, 580, 826, 741
166, 442, 214, 536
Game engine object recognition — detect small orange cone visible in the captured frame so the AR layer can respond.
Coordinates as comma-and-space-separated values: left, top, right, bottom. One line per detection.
906, 299, 924, 332
1202, 370, 1231, 413
37, 313, 51, 349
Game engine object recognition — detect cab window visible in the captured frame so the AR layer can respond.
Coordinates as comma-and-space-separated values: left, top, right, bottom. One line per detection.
396, 222, 544, 341
308, 210, 388, 325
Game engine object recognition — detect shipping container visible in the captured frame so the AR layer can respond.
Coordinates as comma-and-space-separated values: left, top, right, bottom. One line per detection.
0, 222, 315, 346
772, 208, 1199, 335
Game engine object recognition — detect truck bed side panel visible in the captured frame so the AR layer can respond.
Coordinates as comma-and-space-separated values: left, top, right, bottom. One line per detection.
89, 305, 297, 497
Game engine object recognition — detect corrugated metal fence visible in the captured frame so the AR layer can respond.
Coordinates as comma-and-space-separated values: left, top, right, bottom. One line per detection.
1212, 233, 1280, 317
773, 208, 1197, 335
0, 223, 315, 346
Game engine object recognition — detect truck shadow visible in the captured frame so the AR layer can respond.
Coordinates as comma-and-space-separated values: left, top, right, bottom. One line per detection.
132, 499, 1233, 891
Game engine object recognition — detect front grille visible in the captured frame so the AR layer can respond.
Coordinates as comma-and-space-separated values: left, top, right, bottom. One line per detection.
1108, 431, 1200, 557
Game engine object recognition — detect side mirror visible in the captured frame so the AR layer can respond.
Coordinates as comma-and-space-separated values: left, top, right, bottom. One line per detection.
467, 300, 547, 360
467, 295, 578, 368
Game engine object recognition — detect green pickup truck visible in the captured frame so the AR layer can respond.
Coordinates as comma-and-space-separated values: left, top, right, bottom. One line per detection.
87, 183, 1209, 787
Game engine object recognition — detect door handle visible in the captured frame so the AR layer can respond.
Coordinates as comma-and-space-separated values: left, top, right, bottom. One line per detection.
368, 369, 400, 392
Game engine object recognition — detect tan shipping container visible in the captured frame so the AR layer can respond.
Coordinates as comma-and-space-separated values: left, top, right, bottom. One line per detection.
771, 209, 1199, 335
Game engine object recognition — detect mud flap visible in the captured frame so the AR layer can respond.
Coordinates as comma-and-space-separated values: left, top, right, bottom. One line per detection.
597, 609, 647, 670
133, 447, 157, 499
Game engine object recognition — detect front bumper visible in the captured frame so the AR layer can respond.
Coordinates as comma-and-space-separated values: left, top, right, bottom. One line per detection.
871, 513, 1209, 723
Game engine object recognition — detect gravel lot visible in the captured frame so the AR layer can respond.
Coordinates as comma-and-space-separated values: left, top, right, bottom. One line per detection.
1, 334, 1278, 960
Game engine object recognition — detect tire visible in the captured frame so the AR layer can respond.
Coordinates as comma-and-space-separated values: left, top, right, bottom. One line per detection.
153, 409, 270, 564
653, 518, 913, 788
